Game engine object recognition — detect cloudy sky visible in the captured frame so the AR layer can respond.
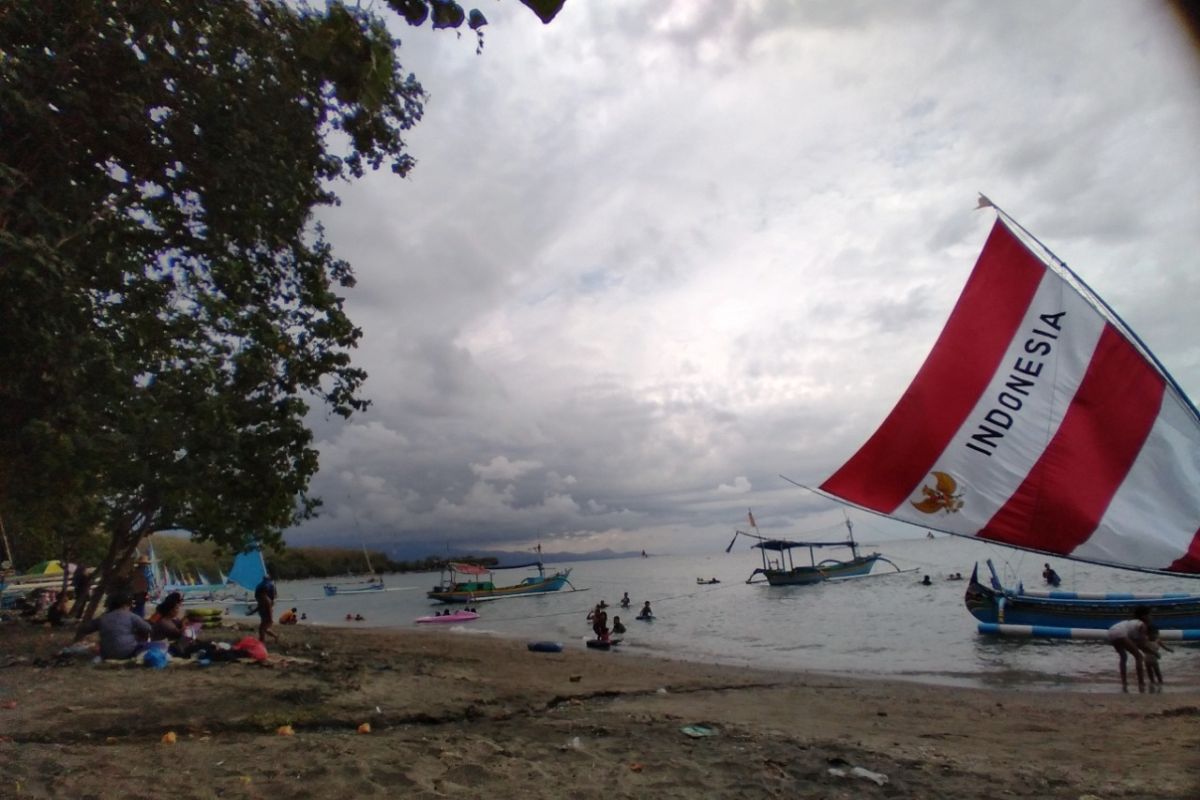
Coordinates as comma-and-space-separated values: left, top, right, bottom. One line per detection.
293, 0, 1200, 558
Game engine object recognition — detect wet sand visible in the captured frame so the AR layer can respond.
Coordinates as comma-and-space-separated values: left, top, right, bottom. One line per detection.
2, 620, 1198, 799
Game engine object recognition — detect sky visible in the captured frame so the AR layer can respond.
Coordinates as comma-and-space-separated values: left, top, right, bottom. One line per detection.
292, 0, 1200, 559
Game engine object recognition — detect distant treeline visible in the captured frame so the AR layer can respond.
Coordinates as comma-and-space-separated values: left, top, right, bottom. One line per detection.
148, 537, 498, 581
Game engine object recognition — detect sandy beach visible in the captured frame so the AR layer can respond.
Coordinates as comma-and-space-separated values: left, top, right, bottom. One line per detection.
2, 619, 1198, 799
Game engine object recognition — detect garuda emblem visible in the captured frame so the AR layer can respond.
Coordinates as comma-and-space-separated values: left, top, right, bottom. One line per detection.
911, 471, 964, 515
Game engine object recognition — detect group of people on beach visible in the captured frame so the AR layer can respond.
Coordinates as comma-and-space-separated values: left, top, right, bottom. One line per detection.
67, 589, 261, 664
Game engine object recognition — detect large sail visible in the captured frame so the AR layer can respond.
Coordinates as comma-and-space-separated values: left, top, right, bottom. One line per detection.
820, 215, 1200, 574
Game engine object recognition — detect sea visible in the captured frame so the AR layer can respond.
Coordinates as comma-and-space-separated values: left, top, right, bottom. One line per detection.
257, 535, 1200, 693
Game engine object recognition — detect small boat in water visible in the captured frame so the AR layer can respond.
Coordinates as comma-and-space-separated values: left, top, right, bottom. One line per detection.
965, 560, 1200, 631
696, 577, 720, 585
427, 560, 574, 604
324, 544, 385, 596
814, 199, 1200, 635
728, 515, 905, 586
323, 579, 385, 597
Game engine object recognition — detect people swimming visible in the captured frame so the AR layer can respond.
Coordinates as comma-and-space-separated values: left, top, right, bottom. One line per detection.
619, 592, 630, 608
920, 575, 932, 586
637, 601, 653, 619
612, 616, 626, 635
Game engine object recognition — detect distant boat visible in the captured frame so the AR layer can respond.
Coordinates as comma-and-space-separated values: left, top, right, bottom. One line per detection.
323, 579, 384, 597
427, 560, 573, 604
727, 516, 905, 586
814, 199, 1200, 634
696, 577, 720, 585
324, 544, 385, 596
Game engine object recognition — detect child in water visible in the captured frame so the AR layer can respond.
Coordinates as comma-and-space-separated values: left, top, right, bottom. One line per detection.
1144, 625, 1173, 684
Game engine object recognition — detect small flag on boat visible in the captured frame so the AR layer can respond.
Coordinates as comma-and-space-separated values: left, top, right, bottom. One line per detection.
747, 509, 757, 529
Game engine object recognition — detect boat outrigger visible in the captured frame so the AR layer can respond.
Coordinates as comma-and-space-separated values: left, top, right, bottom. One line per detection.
427, 560, 574, 604
727, 515, 906, 585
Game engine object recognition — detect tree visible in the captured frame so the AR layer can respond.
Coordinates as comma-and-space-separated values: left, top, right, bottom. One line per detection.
0, 0, 426, 611
0, 0, 562, 617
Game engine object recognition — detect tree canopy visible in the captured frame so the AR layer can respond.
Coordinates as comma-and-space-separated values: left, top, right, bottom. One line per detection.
0, 0, 562, 609
1, 0, 417, 602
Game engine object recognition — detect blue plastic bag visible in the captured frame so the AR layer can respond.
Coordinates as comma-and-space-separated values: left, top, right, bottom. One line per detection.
143, 647, 170, 669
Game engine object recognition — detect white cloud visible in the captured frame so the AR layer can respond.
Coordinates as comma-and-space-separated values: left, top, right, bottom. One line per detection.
292, 0, 1200, 557
716, 476, 752, 495
470, 456, 543, 482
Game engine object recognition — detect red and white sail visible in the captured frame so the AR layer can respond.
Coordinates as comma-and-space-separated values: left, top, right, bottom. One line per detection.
820, 216, 1200, 574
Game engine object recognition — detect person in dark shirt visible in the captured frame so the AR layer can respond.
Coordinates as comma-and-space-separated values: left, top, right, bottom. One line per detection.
73, 593, 152, 660
254, 575, 278, 643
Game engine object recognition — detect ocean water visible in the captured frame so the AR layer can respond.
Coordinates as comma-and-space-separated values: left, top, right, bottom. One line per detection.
260, 535, 1200, 692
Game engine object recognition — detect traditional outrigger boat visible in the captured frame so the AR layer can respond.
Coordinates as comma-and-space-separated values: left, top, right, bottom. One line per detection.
965, 560, 1200, 634
814, 198, 1200, 635
426, 560, 574, 604
727, 515, 906, 585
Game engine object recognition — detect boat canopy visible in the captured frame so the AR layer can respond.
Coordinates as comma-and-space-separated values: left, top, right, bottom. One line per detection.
448, 562, 490, 575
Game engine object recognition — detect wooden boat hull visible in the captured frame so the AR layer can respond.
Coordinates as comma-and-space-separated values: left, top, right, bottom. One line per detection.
427, 569, 571, 604
965, 574, 1200, 630
758, 554, 880, 586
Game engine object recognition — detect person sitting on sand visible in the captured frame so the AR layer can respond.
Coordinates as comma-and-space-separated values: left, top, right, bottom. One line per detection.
149, 593, 185, 642
1107, 607, 1152, 691
1042, 563, 1062, 587
619, 592, 630, 608
611, 616, 626, 635
638, 601, 653, 619
1144, 624, 1172, 685
72, 592, 152, 660
279, 608, 298, 625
